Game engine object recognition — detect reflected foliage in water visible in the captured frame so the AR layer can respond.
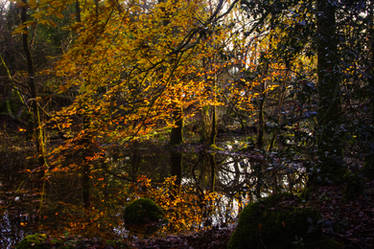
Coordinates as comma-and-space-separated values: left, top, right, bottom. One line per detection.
0, 138, 307, 248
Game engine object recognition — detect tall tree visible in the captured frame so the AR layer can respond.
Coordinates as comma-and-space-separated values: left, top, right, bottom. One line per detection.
20, 0, 47, 168
365, 0, 374, 178
315, 0, 344, 183
46, 0, 234, 176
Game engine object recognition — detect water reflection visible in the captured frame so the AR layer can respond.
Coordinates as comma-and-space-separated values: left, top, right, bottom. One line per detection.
1, 139, 306, 247
1, 211, 27, 249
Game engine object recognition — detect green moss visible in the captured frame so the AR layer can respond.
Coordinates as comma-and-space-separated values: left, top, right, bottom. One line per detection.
227, 193, 341, 249
123, 198, 164, 234
16, 234, 48, 249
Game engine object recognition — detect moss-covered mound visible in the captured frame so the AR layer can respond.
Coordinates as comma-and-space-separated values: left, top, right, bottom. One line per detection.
16, 233, 48, 249
123, 198, 164, 235
227, 193, 341, 249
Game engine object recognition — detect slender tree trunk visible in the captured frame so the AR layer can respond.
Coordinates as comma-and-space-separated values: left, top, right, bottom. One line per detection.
208, 153, 216, 191
208, 89, 217, 191
315, 0, 344, 183
268, 62, 288, 152
130, 142, 140, 181
170, 109, 183, 185
75, 0, 81, 22
200, 107, 210, 144
82, 163, 90, 208
21, 0, 46, 168
253, 80, 266, 199
199, 153, 209, 188
94, 0, 99, 18
210, 105, 217, 145
365, 0, 374, 178
256, 77, 266, 150
81, 114, 91, 208
252, 55, 268, 199
200, 62, 218, 191
210, 69, 218, 146
257, 98, 265, 150
200, 57, 218, 147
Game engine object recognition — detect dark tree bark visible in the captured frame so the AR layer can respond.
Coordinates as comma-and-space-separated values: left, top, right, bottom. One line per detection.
82, 162, 90, 208
170, 109, 183, 185
75, 0, 81, 22
208, 153, 216, 191
210, 104, 217, 146
21, 0, 45, 168
94, 0, 99, 18
315, 0, 344, 183
256, 93, 265, 150
364, 0, 374, 178
130, 142, 141, 181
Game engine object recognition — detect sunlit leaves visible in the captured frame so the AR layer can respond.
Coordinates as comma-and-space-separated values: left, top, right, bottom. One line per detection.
132, 175, 221, 233
46, 0, 235, 172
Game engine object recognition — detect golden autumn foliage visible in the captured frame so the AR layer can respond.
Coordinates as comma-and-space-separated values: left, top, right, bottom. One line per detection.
12, 0, 235, 235
36, 175, 221, 237
3, 0, 372, 247
8, 0, 317, 234
38, 0, 235, 172
130, 175, 221, 233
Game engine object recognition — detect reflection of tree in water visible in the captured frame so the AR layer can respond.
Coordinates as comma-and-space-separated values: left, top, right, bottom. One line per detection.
214, 151, 307, 199
1, 211, 23, 249
1, 140, 308, 243
1, 200, 39, 249
182, 148, 307, 224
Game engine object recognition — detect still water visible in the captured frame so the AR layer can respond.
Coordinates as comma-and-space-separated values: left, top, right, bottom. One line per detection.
0, 138, 306, 248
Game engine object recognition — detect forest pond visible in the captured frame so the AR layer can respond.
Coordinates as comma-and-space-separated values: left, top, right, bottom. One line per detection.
0, 136, 306, 249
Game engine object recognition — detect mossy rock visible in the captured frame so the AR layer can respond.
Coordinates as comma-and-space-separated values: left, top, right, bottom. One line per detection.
123, 198, 164, 235
228, 193, 342, 249
16, 234, 48, 249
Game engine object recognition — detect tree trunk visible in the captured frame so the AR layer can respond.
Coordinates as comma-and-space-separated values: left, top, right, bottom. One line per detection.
82, 163, 90, 208
81, 114, 91, 208
210, 106, 217, 146
75, 0, 81, 22
254, 56, 269, 198
256, 94, 265, 150
130, 142, 140, 181
315, 0, 344, 183
170, 109, 183, 185
21, 0, 46, 168
364, 0, 374, 178
208, 153, 216, 191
